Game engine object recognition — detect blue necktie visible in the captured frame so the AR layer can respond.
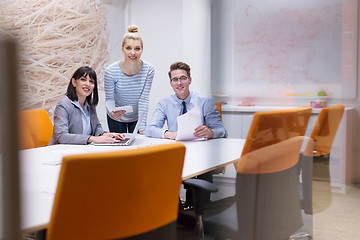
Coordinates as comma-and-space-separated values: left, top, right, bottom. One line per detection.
182, 101, 187, 114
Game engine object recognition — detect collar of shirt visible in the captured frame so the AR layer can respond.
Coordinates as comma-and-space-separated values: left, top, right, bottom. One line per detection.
71, 100, 90, 115
171, 91, 192, 105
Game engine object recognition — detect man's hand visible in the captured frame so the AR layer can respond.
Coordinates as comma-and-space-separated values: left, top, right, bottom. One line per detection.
164, 131, 177, 140
193, 126, 214, 139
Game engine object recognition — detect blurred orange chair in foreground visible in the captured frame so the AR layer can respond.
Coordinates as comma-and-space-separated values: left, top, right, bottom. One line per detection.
44, 143, 185, 240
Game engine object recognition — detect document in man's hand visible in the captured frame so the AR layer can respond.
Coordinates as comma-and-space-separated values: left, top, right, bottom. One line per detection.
175, 106, 202, 141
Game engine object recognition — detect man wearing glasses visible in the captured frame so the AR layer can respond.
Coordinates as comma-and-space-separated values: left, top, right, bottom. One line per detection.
146, 61, 227, 140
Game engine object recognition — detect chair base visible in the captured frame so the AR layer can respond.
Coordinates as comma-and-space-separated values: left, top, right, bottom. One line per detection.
195, 215, 205, 237
177, 208, 196, 229
289, 232, 313, 240
178, 207, 205, 237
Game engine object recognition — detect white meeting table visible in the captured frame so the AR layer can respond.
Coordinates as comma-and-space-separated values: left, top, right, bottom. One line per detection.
19, 135, 245, 233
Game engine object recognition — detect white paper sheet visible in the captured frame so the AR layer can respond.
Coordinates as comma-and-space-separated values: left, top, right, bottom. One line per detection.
175, 107, 202, 141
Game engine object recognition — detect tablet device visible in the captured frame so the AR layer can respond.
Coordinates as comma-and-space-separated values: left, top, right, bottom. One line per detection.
114, 105, 133, 113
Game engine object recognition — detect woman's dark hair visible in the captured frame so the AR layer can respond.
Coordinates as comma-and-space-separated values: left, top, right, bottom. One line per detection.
66, 66, 99, 106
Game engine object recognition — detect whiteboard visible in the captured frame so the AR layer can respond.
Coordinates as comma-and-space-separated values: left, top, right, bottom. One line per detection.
232, 0, 357, 99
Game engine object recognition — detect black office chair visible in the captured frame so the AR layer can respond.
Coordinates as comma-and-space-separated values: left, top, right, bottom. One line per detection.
179, 102, 224, 236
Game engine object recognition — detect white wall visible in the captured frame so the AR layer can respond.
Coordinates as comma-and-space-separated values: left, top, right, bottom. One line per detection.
99, 0, 212, 131
182, 0, 211, 96
210, 0, 234, 103
99, 0, 129, 131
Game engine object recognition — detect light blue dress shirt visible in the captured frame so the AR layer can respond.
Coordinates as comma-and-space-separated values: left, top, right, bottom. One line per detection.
146, 91, 227, 139
72, 100, 92, 135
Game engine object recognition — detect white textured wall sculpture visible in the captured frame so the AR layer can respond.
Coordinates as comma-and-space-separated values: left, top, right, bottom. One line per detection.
0, 0, 109, 110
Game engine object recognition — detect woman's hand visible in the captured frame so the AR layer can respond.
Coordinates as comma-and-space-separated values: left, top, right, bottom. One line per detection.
102, 132, 125, 140
139, 130, 145, 135
87, 133, 125, 144
111, 110, 126, 120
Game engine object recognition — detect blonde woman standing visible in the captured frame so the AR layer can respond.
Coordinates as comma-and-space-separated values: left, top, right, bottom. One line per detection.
104, 25, 154, 134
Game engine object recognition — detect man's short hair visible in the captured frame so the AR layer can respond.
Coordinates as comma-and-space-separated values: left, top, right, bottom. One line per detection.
168, 61, 191, 79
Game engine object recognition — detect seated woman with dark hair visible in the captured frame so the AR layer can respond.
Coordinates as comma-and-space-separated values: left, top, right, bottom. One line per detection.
50, 66, 125, 145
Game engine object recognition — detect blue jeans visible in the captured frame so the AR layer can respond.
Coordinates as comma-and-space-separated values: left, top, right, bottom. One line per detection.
107, 115, 137, 133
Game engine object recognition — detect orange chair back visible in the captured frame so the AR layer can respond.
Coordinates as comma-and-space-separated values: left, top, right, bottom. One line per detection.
214, 102, 222, 119
19, 109, 53, 149
47, 143, 186, 240
20, 125, 36, 150
237, 106, 312, 174
304, 104, 344, 156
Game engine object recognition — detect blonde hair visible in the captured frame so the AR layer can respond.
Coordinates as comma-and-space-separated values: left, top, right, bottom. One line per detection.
122, 24, 143, 48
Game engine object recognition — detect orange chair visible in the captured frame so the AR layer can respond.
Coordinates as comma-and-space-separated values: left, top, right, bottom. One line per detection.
304, 104, 345, 157
240, 106, 312, 158
189, 106, 313, 239
19, 109, 53, 149
213, 102, 225, 174
233, 107, 313, 240
45, 143, 185, 240
300, 104, 345, 214
20, 124, 36, 150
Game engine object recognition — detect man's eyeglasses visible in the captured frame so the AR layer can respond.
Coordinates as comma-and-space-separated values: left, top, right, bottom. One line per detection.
170, 75, 188, 83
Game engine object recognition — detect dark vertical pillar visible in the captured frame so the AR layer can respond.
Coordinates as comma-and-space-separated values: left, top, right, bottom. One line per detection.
0, 37, 21, 240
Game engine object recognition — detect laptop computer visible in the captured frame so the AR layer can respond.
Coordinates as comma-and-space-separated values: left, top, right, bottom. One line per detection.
94, 111, 144, 146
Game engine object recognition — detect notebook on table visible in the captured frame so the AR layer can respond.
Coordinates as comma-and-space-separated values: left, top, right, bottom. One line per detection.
94, 111, 144, 146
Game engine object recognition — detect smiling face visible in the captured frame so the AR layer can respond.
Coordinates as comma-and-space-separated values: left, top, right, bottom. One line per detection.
122, 38, 143, 63
170, 69, 192, 100
72, 74, 95, 103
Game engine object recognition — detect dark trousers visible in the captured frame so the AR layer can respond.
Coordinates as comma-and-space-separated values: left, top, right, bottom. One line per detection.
107, 115, 137, 133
